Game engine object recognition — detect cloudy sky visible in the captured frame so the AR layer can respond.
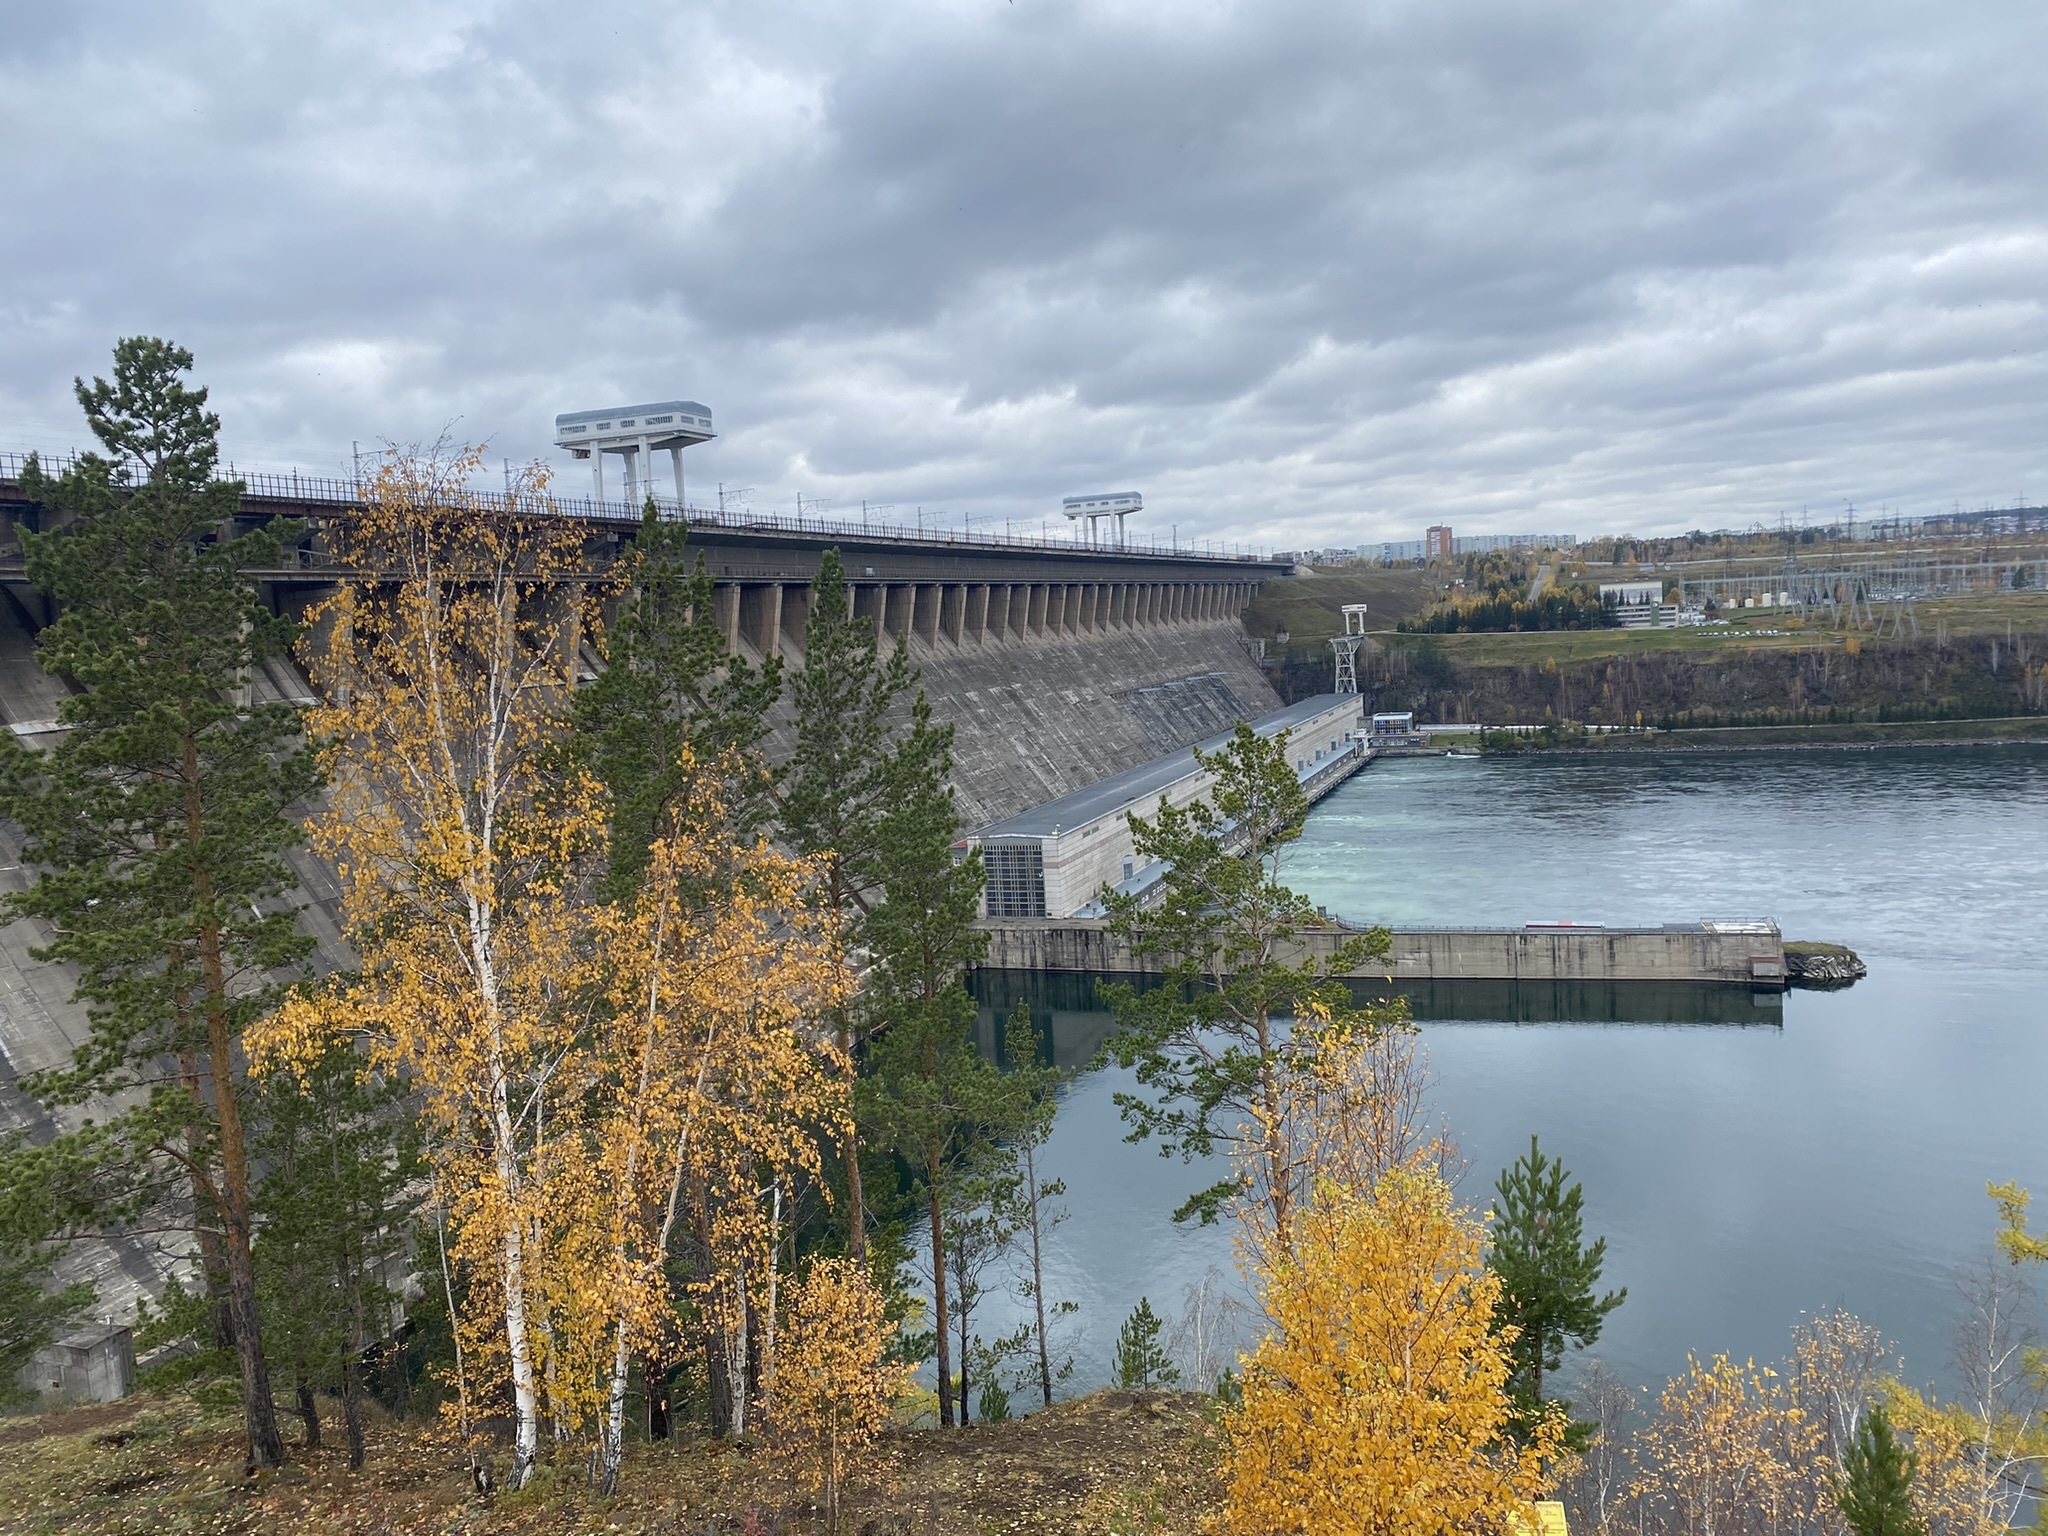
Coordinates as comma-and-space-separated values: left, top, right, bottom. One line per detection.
3, 1, 2043, 548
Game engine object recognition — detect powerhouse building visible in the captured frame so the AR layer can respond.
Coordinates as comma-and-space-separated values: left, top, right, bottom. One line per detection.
971, 693, 1366, 920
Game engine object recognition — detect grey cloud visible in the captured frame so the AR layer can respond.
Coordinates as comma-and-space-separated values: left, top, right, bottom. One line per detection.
1, 0, 2043, 546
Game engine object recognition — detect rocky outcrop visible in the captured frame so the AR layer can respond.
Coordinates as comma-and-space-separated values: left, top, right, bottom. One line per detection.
1784, 942, 1867, 988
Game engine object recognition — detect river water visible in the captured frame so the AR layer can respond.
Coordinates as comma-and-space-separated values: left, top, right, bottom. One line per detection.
969, 743, 2048, 1403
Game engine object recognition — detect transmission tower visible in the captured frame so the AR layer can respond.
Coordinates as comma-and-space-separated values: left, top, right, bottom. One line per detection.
1329, 603, 1370, 694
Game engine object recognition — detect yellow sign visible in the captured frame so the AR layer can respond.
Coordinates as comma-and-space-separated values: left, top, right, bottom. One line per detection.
1508, 1503, 1570, 1536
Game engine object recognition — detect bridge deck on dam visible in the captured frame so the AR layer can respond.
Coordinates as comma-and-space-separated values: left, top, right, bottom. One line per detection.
0, 452, 1291, 830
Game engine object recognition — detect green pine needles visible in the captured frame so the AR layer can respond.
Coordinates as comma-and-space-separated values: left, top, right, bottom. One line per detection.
1835, 1402, 1923, 1536
1486, 1135, 1626, 1445
0, 337, 318, 1466
1101, 722, 1401, 1233
1114, 1297, 1179, 1391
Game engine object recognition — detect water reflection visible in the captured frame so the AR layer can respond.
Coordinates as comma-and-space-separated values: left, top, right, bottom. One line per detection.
955, 747, 2048, 1402
967, 967, 1784, 1062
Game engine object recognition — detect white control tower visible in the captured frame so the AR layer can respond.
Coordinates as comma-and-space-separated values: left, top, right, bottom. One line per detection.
1062, 491, 1141, 546
553, 400, 715, 511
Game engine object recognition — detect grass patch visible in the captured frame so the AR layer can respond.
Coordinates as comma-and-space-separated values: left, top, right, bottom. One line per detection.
0, 1387, 1224, 1535
1244, 570, 1435, 655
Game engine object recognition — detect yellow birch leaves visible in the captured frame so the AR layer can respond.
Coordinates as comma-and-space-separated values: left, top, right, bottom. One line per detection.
1226, 1165, 1563, 1536
250, 445, 855, 1475
773, 1258, 913, 1531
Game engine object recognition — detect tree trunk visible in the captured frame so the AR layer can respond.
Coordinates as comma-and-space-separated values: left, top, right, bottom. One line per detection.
707, 1334, 735, 1438
695, 1187, 737, 1438
1025, 1139, 1053, 1408
761, 1180, 781, 1420
1255, 1015, 1290, 1260
184, 733, 283, 1469
177, 1049, 234, 1353
489, 1079, 541, 1486
296, 1377, 321, 1448
599, 1323, 634, 1494
341, 1361, 367, 1470
826, 1409, 840, 1535
343, 1261, 368, 1469
839, 1016, 866, 1266
724, 1273, 749, 1439
928, 1156, 953, 1428
644, 1353, 672, 1441
957, 1253, 971, 1427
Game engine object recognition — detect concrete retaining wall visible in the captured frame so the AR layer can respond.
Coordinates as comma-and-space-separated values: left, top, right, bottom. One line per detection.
976, 918, 1785, 987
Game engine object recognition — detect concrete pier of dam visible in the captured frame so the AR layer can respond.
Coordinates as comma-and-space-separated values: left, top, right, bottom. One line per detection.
975, 917, 1788, 989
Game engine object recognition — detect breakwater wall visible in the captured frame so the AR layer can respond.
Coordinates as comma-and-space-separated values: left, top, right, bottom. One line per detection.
976, 918, 1786, 988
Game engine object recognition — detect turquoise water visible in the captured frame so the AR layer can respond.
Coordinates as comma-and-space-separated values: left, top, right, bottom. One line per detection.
970, 744, 2048, 1400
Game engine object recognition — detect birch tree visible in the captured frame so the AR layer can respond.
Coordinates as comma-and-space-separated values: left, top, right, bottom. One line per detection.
1226, 1163, 1564, 1534
581, 802, 847, 1487
773, 1257, 913, 1534
255, 443, 600, 1488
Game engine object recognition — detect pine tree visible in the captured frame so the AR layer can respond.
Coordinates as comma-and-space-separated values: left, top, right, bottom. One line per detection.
0, 1204, 93, 1409
1113, 1297, 1178, 1391
1487, 1134, 1626, 1441
1001, 1003, 1078, 1408
250, 1046, 420, 1468
1835, 1403, 1923, 1536
0, 338, 317, 1466
782, 550, 923, 1265
571, 502, 780, 897
1102, 723, 1402, 1245
860, 695, 1010, 1427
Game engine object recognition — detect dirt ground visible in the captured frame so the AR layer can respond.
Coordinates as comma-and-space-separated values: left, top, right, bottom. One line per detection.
0, 1388, 1224, 1536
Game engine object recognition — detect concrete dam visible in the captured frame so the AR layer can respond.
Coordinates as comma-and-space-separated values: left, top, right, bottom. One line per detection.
0, 456, 1287, 831
0, 455, 1293, 1329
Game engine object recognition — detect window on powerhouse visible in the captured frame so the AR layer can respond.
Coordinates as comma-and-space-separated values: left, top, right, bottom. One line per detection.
982, 843, 1047, 919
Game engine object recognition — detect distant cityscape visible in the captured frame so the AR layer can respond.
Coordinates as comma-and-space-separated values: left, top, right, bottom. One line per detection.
1277, 527, 1578, 566
1276, 501, 2048, 569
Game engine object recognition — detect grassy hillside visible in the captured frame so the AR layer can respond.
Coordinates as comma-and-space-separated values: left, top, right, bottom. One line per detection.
1241, 568, 1436, 656
1257, 588, 2048, 728
0, 1388, 1221, 1535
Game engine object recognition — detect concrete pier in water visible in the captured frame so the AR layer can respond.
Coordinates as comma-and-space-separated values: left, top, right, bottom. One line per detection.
976, 917, 1787, 989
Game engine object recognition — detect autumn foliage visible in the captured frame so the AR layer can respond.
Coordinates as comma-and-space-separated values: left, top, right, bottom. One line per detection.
772, 1258, 914, 1532
250, 445, 854, 1489
1226, 1164, 1563, 1535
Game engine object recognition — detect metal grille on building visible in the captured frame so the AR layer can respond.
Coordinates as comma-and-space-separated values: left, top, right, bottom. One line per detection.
982, 842, 1048, 918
